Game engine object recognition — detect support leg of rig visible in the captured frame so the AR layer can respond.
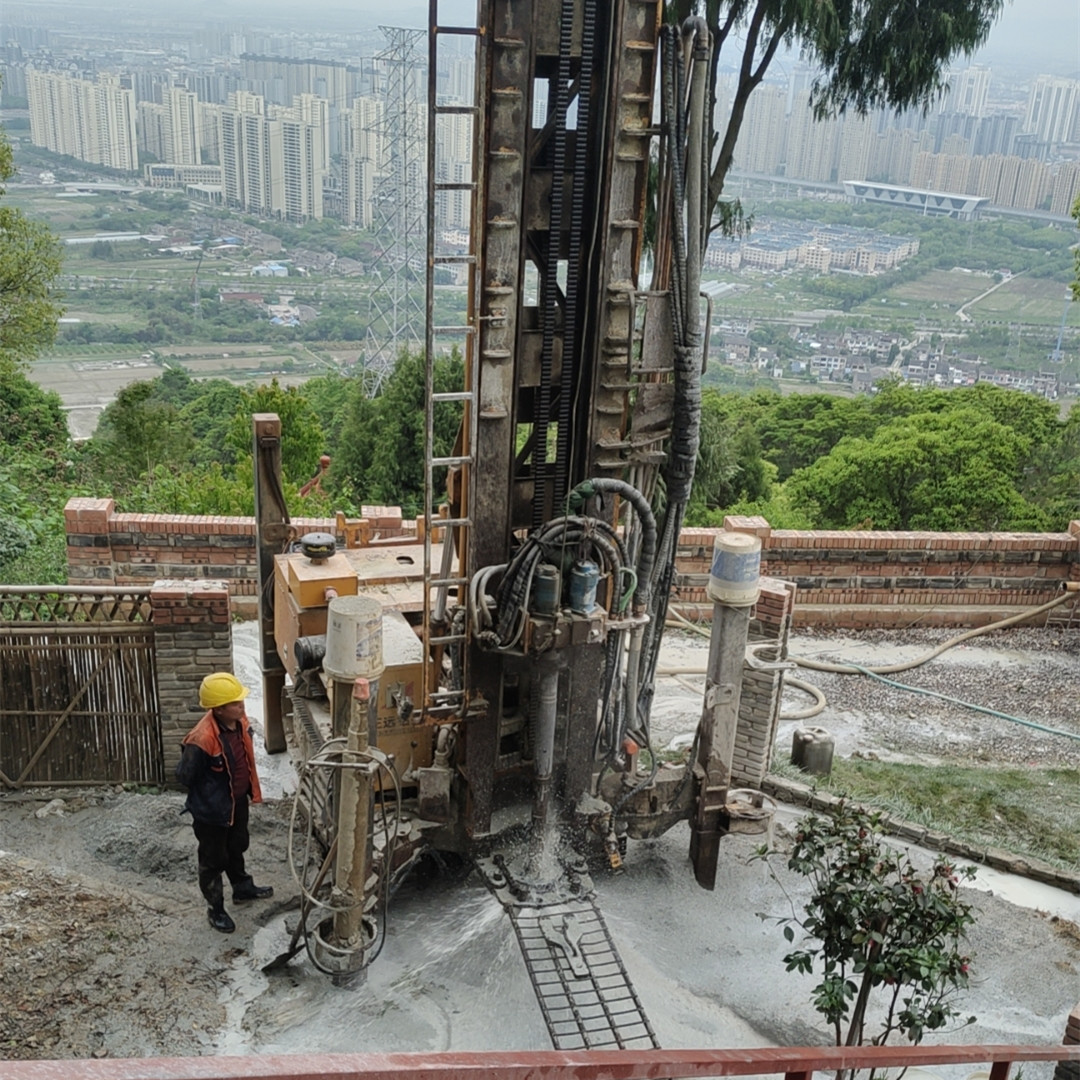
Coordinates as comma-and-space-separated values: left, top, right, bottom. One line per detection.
689, 601, 751, 890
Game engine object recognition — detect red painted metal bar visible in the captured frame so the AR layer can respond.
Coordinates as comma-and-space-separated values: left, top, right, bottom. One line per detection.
6, 1045, 1080, 1080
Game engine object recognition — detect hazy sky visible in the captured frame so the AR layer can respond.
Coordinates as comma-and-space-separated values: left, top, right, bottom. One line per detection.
32, 0, 1080, 79
274, 0, 1080, 78
975, 0, 1080, 74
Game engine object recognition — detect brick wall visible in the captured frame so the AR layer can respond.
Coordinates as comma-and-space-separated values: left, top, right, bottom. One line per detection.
675, 515, 1080, 629
67, 500, 1080, 629
65, 499, 406, 598
150, 580, 233, 776
1056, 1003, 1080, 1080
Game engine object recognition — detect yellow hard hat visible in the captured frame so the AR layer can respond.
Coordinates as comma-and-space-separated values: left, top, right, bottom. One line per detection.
199, 672, 250, 709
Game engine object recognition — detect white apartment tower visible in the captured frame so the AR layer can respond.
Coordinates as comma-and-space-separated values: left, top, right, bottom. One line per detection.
28, 70, 138, 172
219, 92, 326, 221
945, 66, 991, 118
343, 152, 374, 227
738, 84, 786, 175
1025, 76, 1080, 148
837, 112, 875, 183
164, 86, 202, 165
292, 93, 331, 173
351, 96, 385, 166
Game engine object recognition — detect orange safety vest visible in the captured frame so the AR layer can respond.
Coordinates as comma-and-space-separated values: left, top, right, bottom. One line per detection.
182, 708, 263, 805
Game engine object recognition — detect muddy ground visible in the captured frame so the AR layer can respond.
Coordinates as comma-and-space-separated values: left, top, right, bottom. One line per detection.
1, 623, 1079, 1063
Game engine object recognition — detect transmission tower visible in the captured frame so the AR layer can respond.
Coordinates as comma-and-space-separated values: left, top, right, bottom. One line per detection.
363, 26, 427, 390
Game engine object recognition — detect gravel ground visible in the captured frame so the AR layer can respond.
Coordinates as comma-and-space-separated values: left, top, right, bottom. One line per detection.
782, 626, 1080, 768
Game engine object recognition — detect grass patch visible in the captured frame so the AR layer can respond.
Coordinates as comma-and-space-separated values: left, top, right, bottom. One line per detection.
779, 757, 1080, 870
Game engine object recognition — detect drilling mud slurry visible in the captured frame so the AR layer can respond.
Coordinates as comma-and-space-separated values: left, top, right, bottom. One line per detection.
2, 622, 1080, 1061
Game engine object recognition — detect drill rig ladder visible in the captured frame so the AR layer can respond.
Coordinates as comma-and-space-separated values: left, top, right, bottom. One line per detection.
423, 0, 485, 718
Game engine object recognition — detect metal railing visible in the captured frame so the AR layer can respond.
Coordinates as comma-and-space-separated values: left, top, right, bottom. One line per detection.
6, 1043, 1080, 1080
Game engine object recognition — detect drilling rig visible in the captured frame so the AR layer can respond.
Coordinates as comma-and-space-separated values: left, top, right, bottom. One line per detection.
254, 0, 790, 1045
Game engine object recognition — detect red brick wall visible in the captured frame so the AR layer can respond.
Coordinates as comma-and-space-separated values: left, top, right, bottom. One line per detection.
66, 500, 1080, 630
1055, 1003, 1080, 1080
674, 516, 1080, 629
64, 499, 407, 598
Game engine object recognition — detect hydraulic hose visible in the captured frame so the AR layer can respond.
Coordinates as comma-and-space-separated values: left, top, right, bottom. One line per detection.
567, 478, 656, 612
794, 590, 1076, 676
658, 588, 1078, 733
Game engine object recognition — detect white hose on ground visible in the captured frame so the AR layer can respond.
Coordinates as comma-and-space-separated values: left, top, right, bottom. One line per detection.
659, 588, 1077, 720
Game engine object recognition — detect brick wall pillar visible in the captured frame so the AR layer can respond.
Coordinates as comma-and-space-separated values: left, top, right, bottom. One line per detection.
1070, 522, 1080, 583
733, 576, 797, 788
1054, 1003, 1080, 1080
64, 497, 115, 585
722, 514, 772, 542
151, 580, 233, 778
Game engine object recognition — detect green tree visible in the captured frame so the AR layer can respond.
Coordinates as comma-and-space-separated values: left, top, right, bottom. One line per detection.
0, 123, 64, 372
0, 368, 68, 453
689, 388, 772, 518
0, 371, 74, 582
177, 378, 244, 465
665, 0, 1003, 232
85, 380, 195, 491
787, 408, 1051, 531
756, 393, 875, 481
330, 351, 464, 517
225, 378, 325, 485
761, 802, 976, 1056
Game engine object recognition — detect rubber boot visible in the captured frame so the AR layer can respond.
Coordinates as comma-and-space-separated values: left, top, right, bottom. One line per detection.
207, 903, 235, 933
233, 876, 274, 902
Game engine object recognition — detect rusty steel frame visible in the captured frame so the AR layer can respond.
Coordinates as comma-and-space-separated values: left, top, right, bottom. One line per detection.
6, 1043, 1080, 1080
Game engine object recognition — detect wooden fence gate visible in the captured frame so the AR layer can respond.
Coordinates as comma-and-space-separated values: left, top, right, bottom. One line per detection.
0, 587, 164, 788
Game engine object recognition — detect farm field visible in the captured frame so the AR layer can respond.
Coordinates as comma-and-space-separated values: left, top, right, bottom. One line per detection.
885, 267, 993, 307
967, 273, 1077, 325
31, 344, 333, 440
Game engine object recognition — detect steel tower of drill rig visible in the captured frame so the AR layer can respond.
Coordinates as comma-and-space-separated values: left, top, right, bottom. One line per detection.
363, 25, 428, 391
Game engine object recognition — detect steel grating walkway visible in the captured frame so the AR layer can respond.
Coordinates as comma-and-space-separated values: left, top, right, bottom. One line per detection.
509, 899, 659, 1051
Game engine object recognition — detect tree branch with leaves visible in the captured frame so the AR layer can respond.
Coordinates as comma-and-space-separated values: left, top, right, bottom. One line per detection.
665, 0, 1005, 235
0, 120, 63, 374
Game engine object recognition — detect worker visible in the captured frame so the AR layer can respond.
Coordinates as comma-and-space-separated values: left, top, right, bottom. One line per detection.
176, 672, 274, 933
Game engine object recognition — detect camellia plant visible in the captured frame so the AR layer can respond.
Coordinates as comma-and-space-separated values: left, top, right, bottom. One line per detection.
759, 801, 977, 1068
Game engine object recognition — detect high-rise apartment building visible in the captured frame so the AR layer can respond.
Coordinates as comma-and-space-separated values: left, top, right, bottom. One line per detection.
737, 84, 786, 175
137, 100, 168, 160
199, 102, 222, 163
291, 93, 331, 173
279, 115, 324, 221
1050, 162, 1080, 216
28, 69, 138, 172
219, 92, 326, 221
342, 152, 374, 228
1024, 76, 1080, 152
836, 112, 876, 183
944, 66, 991, 118
351, 96, 385, 165
785, 92, 839, 182
164, 86, 202, 165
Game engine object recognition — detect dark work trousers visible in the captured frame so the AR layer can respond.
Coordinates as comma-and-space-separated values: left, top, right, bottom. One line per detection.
192, 796, 253, 909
